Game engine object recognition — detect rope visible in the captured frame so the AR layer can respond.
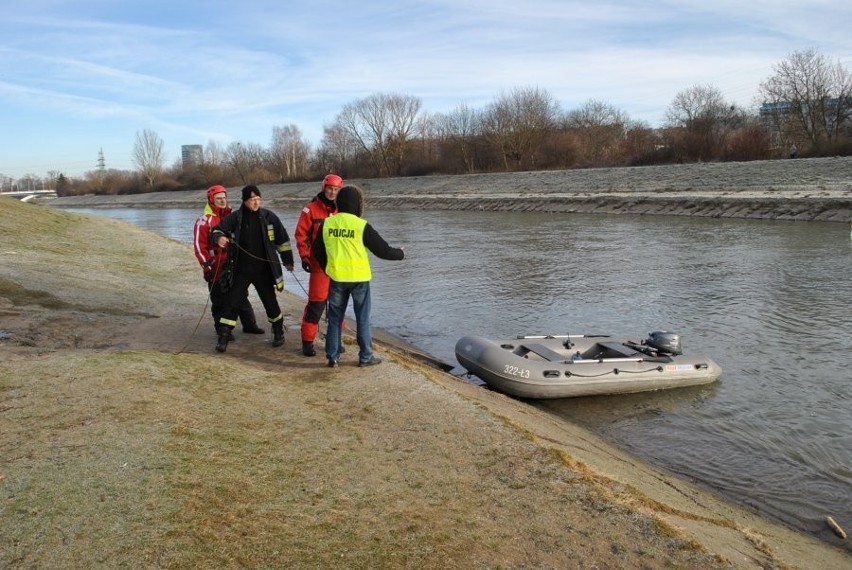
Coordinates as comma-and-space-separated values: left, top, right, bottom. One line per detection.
175, 284, 213, 355
176, 238, 298, 354
565, 365, 664, 378
289, 269, 309, 296
215, 238, 337, 344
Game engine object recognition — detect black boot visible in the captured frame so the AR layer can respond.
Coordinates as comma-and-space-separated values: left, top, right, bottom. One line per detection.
242, 322, 265, 334
215, 327, 231, 353
302, 341, 316, 357
271, 322, 285, 347
216, 327, 236, 342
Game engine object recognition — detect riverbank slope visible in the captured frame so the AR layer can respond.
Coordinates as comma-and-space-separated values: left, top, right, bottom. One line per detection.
50, 157, 852, 222
2, 201, 849, 567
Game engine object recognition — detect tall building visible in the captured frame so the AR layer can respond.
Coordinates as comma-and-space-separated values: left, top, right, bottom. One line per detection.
181, 144, 203, 170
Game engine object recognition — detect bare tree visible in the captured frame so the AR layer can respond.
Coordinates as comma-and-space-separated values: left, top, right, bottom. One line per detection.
177, 140, 229, 188
315, 123, 361, 176
664, 84, 738, 161
225, 142, 268, 184
204, 139, 227, 167
384, 93, 423, 175
269, 124, 311, 181
481, 87, 559, 170
759, 49, 852, 152
619, 121, 662, 165
17, 173, 40, 191
46, 170, 61, 190
131, 129, 166, 190
433, 103, 482, 173
564, 99, 631, 166
335, 99, 386, 176
399, 111, 437, 174
334, 93, 423, 176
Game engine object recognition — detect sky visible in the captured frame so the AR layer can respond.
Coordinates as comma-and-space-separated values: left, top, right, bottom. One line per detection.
1, 0, 850, 180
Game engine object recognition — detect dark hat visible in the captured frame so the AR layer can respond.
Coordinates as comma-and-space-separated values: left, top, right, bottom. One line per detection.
241, 184, 261, 202
336, 185, 363, 217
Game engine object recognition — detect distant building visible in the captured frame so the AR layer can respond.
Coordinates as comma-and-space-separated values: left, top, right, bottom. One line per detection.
759, 97, 852, 148
181, 144, 203, 171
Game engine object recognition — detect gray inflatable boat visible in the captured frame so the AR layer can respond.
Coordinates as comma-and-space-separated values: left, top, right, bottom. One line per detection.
455, 331, 721, 399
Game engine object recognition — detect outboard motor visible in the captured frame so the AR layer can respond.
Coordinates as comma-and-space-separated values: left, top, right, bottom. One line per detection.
645, 331, 682, 356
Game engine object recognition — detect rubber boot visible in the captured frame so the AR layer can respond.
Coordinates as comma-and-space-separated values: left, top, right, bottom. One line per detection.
215, 327, 231, 353
302, 341, 316, 357
217, 327, 236, 342
271, 322, 285, 347
242, 321, 265, 334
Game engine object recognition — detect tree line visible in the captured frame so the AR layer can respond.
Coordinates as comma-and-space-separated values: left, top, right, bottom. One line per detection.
7, 49, 850, 197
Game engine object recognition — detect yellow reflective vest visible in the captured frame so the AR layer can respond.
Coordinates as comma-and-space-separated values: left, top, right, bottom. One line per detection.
322, 213, 371, 282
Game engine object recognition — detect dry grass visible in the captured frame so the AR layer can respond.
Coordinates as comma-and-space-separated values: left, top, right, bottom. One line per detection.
1, 348, 722, 568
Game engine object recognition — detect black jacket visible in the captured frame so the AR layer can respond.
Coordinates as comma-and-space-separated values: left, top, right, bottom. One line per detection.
212, 206, 295, 290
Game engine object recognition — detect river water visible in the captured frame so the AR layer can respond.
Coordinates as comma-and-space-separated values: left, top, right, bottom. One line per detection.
65, 206, 852, 547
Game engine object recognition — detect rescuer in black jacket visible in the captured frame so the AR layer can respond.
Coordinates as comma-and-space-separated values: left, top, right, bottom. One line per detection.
210, 185, 295, 353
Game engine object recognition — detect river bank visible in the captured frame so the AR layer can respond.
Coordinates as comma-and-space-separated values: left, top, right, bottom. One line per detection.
50, 157, 852, 222
2, 200, 850, 566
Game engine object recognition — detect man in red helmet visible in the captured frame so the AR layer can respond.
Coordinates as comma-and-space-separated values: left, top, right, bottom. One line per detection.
294, 174, 343, 356
193, 185, 264, 339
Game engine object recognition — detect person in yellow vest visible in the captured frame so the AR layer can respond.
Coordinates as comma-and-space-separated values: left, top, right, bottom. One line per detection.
311, 185, 405, 367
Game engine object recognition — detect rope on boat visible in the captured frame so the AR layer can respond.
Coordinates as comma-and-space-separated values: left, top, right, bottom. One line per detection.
565, 365, 664, 378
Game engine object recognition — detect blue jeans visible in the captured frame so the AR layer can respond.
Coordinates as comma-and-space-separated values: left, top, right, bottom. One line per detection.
325, 281, 372, 363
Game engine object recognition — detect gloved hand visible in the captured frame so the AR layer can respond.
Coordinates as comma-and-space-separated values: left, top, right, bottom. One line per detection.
301, 260, 311, 272
276, 281, 284, 292
202, 260, 215, 282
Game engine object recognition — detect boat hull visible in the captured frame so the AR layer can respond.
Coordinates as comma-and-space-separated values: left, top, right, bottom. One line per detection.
455, 335, 721, 399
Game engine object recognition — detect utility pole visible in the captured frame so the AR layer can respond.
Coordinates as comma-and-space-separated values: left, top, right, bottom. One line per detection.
97, 148, 106, 192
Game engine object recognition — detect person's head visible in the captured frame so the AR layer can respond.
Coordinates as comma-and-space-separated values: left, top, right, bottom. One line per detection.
335, 185, 364, 217
321, 174, 343, 201
241, 185, 262, 212
207, 185, 228, 208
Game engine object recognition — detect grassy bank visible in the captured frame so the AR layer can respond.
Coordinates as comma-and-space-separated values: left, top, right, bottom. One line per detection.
2, 198, 849, 568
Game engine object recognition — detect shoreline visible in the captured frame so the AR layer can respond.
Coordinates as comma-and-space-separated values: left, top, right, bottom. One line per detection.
48, 156, 852, 222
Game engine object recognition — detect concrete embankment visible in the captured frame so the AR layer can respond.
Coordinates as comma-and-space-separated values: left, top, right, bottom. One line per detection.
50, 157, 852, 222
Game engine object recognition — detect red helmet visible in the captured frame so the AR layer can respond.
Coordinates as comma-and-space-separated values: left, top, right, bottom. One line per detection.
206, 185, 227, 205
322, 174, 343, 190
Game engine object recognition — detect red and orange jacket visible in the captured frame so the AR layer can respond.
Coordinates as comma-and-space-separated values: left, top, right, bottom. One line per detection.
193, 202, 232, 283
294, 192, 337, 266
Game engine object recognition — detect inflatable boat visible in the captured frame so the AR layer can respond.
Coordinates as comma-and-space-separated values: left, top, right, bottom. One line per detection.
455, 331, 721, 399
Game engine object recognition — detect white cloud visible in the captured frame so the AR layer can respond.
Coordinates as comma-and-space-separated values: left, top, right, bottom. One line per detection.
0, 0, 849, 178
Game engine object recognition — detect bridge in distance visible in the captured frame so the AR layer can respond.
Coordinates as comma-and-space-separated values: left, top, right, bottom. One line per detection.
0, 189, 58, 202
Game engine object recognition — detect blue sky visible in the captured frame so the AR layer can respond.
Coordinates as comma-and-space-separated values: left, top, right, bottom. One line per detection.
1, 0, 850, 179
